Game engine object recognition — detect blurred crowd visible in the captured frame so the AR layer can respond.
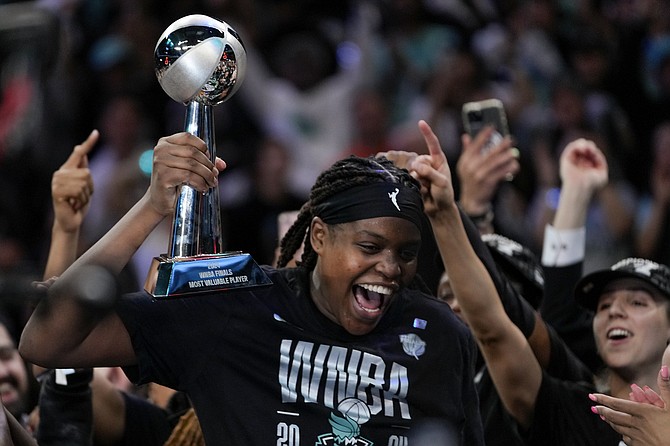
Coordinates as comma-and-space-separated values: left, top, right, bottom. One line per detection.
0, 1, 670, 444
1, 0, 670, 292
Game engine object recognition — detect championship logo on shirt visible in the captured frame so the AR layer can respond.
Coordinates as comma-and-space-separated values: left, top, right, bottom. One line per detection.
315, 398, 373, 445
399, 333, 426, 359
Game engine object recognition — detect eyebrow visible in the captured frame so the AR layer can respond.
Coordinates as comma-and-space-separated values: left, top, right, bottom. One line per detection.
600, 286, 664, 302
357, 228, 421, 244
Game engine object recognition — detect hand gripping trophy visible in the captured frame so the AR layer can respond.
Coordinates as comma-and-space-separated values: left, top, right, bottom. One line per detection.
145, 14, 271, 298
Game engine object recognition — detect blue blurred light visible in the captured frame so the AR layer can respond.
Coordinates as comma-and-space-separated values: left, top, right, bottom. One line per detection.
336, 41, 361, 70
138, 149, 153, 176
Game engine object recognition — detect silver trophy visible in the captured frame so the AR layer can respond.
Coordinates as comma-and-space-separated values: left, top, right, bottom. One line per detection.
145, 14, 271, 298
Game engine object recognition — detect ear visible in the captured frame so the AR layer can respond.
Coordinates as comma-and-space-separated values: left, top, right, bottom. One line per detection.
310, 217, 328, 254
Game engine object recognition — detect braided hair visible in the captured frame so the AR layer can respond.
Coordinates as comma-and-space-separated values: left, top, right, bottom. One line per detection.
276, 155, 430, 291
164, 408, 204, 446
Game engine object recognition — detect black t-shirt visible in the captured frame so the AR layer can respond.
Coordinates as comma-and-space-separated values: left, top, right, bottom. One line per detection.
117, 266, 484, 445
476, 318, 594, 446
525, 371, 624, 446
119, 393, 173, 446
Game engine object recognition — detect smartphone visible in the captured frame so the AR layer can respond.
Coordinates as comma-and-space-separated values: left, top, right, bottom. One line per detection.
462, 99, 509, 153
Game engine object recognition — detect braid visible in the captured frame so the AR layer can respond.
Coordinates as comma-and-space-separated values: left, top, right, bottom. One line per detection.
163, 408, 204, 446
276, 203, 312, 268
276, 155, 421, 271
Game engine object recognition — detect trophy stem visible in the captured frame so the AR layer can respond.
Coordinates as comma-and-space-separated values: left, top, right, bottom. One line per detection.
168, 101, 224, 257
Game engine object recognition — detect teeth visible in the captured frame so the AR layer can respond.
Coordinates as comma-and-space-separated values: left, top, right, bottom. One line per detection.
359, 284, 392, 296
607, 328, 631, 339
359, 306, 380, 314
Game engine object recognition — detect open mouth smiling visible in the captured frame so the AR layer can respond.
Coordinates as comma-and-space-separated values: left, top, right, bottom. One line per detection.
353, 284, 394, 315
607, 328, 632, 341
0, 382, 18, 405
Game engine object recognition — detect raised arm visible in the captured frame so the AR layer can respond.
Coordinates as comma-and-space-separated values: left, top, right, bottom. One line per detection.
32, 131, 98, 444
19, 132, 223, 369
410, 120, 542, 428
43, 130, 97, 280
540, 138, 608, 372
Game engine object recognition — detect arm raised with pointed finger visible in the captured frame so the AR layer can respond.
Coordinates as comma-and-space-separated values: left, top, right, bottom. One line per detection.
410, 120, 542, 428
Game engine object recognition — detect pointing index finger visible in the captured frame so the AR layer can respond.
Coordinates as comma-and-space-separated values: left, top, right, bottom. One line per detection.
65, 129, 99, 168
418, 120, 446, 164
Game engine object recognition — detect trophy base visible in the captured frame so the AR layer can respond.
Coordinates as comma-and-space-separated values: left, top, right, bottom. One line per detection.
144, 251, 272, 299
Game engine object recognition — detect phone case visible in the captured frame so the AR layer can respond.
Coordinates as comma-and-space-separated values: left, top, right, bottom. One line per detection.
461, 99, 509, 138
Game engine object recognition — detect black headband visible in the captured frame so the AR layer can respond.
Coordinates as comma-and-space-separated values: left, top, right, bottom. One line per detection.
313, 183, 424, 231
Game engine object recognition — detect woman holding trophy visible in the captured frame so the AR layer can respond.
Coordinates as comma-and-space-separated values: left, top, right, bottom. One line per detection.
19, 15, 495, 445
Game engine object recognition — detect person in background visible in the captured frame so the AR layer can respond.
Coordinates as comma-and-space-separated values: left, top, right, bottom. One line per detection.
0, 316, 33, 430
452, 211, 670, 443
342, 87, 394, 159
237, 17, 367, 199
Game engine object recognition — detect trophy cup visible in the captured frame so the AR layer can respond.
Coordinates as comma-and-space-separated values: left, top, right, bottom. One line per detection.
145, 14, 272, 298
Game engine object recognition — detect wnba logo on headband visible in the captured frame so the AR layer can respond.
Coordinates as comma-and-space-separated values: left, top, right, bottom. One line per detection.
388, 188, 401, 211
314, 183, 425, 230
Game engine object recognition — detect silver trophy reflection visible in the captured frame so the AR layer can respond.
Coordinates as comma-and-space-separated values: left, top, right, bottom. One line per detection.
145, 14, 271, 298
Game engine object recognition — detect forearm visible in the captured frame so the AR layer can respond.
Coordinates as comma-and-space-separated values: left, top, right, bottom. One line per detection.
552, 183, 591, 230
462, 211, 537, 339
44, 223, 81, 280
432, 205, 501, 336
